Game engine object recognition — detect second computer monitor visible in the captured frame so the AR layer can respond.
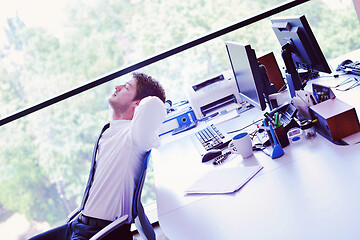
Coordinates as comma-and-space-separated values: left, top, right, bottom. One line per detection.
271, 15, 331, 95
225, 41, 267, 111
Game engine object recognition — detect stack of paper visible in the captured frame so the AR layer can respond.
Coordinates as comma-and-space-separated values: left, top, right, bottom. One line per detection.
185, 165, 263, 194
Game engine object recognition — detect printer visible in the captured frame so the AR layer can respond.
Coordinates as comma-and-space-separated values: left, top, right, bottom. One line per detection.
186, 70, 242, 120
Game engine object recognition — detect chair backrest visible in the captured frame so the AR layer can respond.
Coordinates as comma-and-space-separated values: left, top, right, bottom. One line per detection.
88, 150, 155, 240
132, 150, 156, 240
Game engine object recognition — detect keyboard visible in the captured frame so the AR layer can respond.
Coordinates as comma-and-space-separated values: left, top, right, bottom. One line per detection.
337, 60, 360, 76
195, 124, 230, 151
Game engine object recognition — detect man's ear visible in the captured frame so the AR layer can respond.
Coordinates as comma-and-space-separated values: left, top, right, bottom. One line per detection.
133, 99, 141, 107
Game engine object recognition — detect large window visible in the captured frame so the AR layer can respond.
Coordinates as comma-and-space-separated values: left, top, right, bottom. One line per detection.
0, 0, 359, 238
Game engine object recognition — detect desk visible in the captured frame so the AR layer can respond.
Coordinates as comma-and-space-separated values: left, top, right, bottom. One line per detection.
153, 54, 360, 240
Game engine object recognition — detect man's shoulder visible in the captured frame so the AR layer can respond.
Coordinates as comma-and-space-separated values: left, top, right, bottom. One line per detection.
139, 96, 164, 106
138, 97, 165, 116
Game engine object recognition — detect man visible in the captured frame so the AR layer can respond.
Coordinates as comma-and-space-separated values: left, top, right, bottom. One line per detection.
29, 72, 166, 240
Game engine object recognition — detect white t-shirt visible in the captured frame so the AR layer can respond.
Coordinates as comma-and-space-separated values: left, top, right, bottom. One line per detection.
82, 96, 166, 223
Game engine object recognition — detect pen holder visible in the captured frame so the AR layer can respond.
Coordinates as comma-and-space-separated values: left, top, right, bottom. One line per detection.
267, 127, 289, 148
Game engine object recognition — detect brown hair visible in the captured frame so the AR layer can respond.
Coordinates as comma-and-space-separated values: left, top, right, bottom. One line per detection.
132, 72, 166, 103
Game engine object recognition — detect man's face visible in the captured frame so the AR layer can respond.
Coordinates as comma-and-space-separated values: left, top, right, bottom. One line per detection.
108, 78, 138, 113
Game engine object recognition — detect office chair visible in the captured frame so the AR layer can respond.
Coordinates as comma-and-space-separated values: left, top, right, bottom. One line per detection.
67, 150, 156, 240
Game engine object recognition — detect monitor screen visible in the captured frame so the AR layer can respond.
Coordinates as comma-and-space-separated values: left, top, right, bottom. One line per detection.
225, 41, 267, 111
271, 15, 331, 94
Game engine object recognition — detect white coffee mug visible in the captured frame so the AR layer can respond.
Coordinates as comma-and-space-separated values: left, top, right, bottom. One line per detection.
230, 132, 253, 158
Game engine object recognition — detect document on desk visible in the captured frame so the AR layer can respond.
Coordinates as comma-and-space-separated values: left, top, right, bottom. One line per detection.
185, 165, 263, 195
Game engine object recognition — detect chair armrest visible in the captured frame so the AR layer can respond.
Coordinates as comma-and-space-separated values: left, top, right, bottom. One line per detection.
67, 207, 81, 223
90, 214, 129, 240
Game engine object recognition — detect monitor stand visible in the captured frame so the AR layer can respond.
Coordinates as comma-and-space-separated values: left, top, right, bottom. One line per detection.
281, 42, 302, 98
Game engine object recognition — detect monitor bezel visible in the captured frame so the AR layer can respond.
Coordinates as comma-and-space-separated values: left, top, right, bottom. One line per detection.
225, 41, 267, 111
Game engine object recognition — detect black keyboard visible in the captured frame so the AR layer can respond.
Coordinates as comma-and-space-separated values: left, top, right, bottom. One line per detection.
195, 124, 229, 151
337, 61, 360, 76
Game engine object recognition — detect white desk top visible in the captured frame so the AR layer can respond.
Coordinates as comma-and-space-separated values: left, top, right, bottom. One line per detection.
153, 53, 360, 240
154, 118, 360, 239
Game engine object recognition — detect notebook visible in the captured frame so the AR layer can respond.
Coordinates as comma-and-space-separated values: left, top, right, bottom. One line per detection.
185, 165, 263, 194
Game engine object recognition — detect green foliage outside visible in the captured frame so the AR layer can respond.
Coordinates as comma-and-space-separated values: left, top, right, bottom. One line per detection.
0, 0, 359, 232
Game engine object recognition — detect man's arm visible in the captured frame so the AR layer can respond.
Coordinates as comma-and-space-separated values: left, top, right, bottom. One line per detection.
130, 96, 166, 149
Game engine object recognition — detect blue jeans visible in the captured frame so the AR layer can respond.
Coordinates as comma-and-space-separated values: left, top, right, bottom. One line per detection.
28, 218, 132, 240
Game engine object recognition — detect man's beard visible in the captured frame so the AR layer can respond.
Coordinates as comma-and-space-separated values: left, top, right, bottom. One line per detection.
108, 99, 132, 114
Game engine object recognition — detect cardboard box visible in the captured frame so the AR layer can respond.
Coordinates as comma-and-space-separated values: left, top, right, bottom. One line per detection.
310, 98, 360, 142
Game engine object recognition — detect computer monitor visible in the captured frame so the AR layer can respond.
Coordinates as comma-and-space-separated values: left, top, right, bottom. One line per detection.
225, 41, 275, 111
271, 15, 332, 97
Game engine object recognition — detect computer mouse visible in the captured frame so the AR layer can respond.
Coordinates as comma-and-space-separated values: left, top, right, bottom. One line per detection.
201, 149, 222, 163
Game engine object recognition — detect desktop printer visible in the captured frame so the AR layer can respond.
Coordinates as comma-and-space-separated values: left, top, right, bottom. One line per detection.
186, 70, 242, 120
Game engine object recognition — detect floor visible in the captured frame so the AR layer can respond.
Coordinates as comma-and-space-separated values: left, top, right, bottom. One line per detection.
133, 224, 169, 240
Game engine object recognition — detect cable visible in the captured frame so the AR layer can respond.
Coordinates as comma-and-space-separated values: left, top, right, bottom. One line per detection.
226, 118, 263, 134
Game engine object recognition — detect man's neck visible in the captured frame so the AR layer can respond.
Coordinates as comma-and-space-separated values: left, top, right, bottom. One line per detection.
111, 115, 132, 121
110, 109, 134, 121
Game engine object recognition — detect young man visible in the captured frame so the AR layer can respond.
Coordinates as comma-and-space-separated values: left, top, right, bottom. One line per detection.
29, 72, 166, 240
